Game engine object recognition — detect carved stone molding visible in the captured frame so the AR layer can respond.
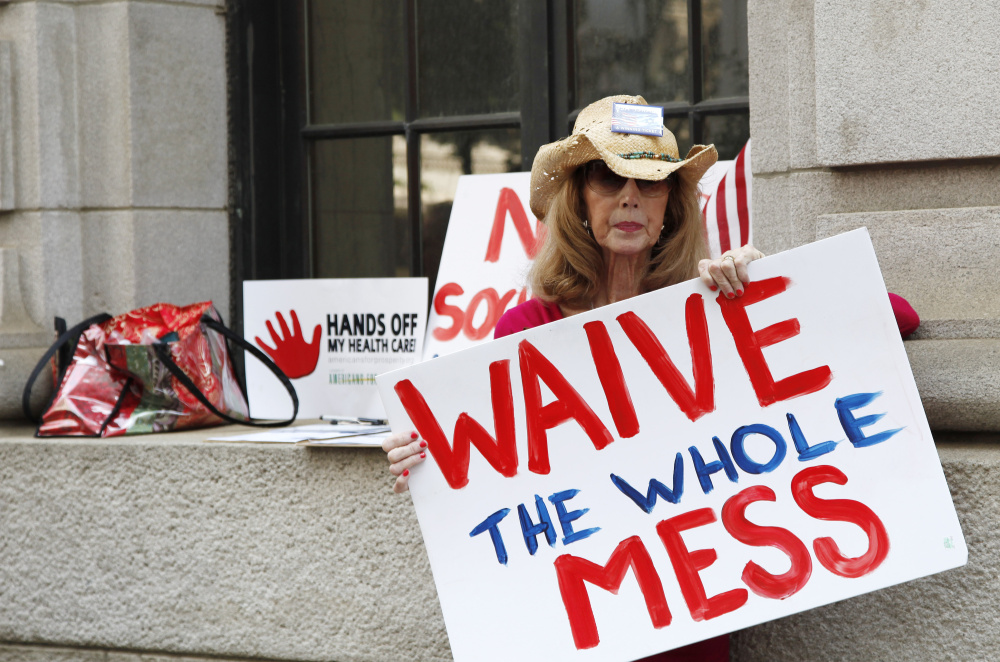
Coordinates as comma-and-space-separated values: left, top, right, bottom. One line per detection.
0, 247, 47, 348
0, 41, 13, 211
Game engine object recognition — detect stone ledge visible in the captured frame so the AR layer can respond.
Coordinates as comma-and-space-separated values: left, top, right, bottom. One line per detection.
905, 339, 1000, 431
816, 207, 1000, 330
0, 643, 261, 662
0, 423, 451, 662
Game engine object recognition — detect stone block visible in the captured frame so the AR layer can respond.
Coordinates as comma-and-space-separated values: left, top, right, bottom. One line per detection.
0, 211, 83, 325
784, 0, 817, 170
80, 210, 136, 316
905, 339, 1000, 432
76, 3, 132, 209
821, 160, 1000, 216
816, 207, 1000, 334
749, 172, 793, 254
33, 3, 80, 208
746, 0, 789, 175
0, 4, 42, 209
0, 427, 451, 661
751, 170, 834, 256
0, 644, 106, 662
0, 247, 45, 339
814, 0, 1000, 166
0, 41, 13, 210
0, 346, 52, 420
752, 161, 1000, 272
733, 438, 1000, 661
132, 210, 229, 320
128, 3, 227, 209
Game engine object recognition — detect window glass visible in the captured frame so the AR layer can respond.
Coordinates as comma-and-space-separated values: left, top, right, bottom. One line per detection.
417, 0, 520, 117
702, 0, 749, 99
308, 0, 406, 124
665, 116, 691, 157
574, 0, 689, 107
702, 113, 749, 160
420, 129, 521, 290
311, 136, 411, 278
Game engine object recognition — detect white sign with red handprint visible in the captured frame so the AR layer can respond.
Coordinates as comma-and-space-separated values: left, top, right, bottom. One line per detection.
243, 277, 428, 419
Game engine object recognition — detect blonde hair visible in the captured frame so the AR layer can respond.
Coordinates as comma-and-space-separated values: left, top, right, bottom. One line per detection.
529, 166, 708, 309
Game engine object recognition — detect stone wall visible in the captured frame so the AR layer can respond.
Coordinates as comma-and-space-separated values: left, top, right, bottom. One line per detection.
0, 0, 230, 417
734, 0, 1000, 658
0, 425, 450, 662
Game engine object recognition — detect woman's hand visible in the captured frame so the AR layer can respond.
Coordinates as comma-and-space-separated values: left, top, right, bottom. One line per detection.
381, 430, 427, 493
698, 244, 765, 298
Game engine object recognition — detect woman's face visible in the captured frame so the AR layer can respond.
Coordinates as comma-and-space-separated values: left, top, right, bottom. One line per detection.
581, 161, 670, 259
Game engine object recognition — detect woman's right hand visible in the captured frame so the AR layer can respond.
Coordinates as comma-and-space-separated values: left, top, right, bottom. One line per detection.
698, 244, 765, 298
381, 430, 427, 493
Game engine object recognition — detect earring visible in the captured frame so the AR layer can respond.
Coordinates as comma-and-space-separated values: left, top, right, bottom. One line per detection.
583, 218, 589, 228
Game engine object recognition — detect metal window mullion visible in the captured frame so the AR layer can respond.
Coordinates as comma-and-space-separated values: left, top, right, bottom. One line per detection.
519, 0, 549, 170
549, 0, 570, 142
687, 0, 703, 144
302, 0, 314, 277
300, 112, 521, 141
564, 0, 578, 128
405, 0, 422, 277
409, 112, 520, 133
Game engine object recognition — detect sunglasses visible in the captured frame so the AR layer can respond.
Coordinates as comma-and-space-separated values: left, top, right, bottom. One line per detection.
583, 160, 672, 197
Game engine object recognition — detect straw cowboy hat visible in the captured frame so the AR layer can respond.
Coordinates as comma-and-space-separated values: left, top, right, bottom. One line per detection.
529, 94, 718, 219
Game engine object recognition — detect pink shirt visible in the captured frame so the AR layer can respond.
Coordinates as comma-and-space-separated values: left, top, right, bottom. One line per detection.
497, 294, 919, 339
494, 298, 564, 339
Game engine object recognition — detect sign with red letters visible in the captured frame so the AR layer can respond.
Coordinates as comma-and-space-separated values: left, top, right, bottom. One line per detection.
244, 278, 427, 419
377, 229, 966, 661
424, 173, 543, 359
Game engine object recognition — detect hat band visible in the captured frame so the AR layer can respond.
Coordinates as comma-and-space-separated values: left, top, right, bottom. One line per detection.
617, 151, 682, 162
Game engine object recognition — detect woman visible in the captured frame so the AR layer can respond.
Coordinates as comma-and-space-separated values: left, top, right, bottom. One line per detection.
382, 95, 757, 661
384, 94, 762, 488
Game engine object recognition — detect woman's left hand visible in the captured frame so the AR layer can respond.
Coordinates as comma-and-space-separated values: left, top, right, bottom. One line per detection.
698, 244, 766, 298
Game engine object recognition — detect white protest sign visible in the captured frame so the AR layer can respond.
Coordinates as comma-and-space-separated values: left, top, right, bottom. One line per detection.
377, 229, 966, 661
244, 278, 427, 419
425, 172, 543, 359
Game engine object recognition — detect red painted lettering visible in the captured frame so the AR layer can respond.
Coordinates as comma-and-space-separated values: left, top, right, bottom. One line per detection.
432, 282, 465, 342
519, 339, 615, 475
717, 277, 832, 407
463, 288, 501, 341
722, 485, 812, 600
484, 187, 546, 262
617, 293, 715, 422
791, 465, 890, 578
583, 321, 639, 439
393, 359, 517, 489
434, 285, 525, 343
554, 535, 672, 650
656, 508, 748, 621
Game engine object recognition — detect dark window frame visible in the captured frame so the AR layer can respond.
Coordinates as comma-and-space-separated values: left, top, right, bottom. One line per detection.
229, 0, 749, 333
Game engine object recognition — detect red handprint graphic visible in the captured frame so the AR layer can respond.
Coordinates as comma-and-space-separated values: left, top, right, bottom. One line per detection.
255, 310, 321, 379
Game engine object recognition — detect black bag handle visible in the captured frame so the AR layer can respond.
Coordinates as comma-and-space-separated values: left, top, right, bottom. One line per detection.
22, 313, 114, 424
152, 314, 298, 427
